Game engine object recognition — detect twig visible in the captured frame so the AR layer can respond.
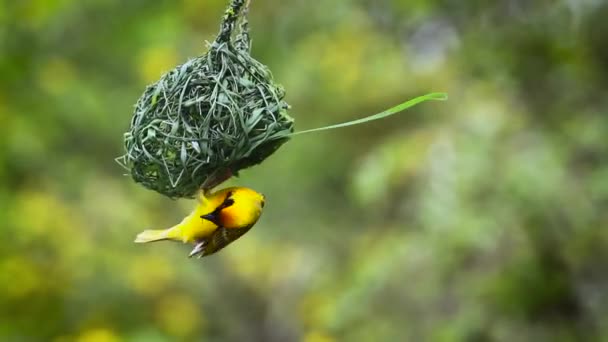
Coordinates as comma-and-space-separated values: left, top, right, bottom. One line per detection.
215, 0, 247, 45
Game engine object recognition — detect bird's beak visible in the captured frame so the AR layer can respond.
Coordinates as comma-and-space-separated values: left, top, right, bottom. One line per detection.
201, 213, 220, 225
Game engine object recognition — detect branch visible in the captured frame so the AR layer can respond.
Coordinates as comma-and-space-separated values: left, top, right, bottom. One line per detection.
215, 0, 247, 45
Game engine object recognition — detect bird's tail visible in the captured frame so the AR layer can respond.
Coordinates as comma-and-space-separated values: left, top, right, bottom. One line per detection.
134, 229, 170, 243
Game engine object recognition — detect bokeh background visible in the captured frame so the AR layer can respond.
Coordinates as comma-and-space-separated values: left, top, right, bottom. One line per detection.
1, 0, 607, 341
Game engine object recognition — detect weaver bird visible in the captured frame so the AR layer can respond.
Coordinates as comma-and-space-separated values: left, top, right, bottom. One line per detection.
134, 187, 265, 258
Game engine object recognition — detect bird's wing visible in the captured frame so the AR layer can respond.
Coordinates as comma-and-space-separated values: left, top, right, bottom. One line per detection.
201, 225, 252, 257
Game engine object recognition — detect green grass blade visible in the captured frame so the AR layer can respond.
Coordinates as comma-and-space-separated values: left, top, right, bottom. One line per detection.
291, 92, 447, 136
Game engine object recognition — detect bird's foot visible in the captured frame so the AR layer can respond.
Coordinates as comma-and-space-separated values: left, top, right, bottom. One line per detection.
200, 168, 233, 192
188, 240, 207, 258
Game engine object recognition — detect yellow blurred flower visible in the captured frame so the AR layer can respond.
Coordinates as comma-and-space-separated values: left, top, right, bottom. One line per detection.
0, 257, 41, 298
156, 293, 203, 338
299, 293, 336, 331
290, 9, 408, 102
11, 189, 82, 244
76, 328, 121, 342
127, 254, 174, 296
303, 330, 335, 342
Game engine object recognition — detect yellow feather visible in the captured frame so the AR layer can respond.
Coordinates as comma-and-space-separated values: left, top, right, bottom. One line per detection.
134, 229, 169, 243
134, 187, 265, 250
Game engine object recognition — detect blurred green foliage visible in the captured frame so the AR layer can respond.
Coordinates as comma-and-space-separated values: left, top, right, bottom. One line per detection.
1, 0, 607, 341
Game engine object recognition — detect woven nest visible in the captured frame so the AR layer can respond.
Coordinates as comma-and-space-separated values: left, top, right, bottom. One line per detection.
118, 0, 294, 198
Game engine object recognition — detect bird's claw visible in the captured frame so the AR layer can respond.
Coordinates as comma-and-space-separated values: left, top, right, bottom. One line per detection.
189, 241, 207, 258
200, 168, 233, 192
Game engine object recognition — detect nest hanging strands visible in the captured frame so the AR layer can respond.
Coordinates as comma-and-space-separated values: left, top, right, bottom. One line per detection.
120, 0, 293, 198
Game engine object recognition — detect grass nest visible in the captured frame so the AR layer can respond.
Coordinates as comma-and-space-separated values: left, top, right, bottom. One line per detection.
118, 0, 294, 198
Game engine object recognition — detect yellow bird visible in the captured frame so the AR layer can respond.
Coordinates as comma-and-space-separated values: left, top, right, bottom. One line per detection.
134, 187, 265, 258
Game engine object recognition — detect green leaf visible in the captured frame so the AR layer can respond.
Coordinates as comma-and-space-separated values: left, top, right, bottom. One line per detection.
292, 92, 448, 136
